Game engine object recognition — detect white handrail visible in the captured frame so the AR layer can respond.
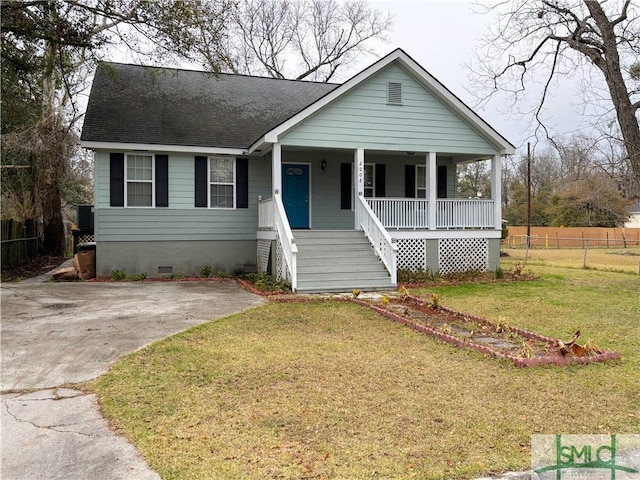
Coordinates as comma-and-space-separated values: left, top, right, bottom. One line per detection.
356, 195, 398, 286
257, 197, 274, 230
273, 193, 298, 291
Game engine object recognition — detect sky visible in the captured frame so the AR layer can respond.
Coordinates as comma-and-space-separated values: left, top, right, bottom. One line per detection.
351, 0, 600, 155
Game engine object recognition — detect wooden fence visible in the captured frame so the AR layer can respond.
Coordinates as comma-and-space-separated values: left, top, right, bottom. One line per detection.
505, 226, 640, 248
1, 219, 41, 268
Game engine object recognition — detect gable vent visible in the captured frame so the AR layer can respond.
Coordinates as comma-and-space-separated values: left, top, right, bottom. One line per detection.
387, 82, 402, 105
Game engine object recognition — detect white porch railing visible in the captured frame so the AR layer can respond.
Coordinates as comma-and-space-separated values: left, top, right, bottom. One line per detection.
273, 194, 298, 291
436, 199, 494, 229
366, 198, 495, 230
356, 196, 398, 285
367, 198, 429, 229
258, 197, 274, 230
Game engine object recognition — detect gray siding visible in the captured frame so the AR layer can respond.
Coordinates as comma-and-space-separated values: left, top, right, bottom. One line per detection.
96, 240, 257, 276
281, 149, 458, 230
94, 150, 271, 241
280, 64, 498, 154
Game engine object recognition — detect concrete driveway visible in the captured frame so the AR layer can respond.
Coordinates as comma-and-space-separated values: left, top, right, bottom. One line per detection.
1, 280, 265, 479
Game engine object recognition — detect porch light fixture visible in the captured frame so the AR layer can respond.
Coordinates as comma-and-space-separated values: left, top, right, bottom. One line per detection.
406, 151, 415, 156
321, 159, 327, 171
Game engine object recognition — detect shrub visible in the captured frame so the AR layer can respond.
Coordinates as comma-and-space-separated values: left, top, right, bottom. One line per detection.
200, 265, 212, 278
128, 272, 147, 281
430, 293, 441, 310
110, 270, 126, 281
243, 272, 291, 292
397, 268, 439, 283
170, 273, 185, 280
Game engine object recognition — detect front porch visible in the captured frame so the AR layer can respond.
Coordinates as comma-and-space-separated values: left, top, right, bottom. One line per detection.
256, 146, 503, 292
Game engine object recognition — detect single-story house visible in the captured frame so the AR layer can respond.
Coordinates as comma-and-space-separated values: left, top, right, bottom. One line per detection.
80, 48, 515, 292
624, 203, 640, 228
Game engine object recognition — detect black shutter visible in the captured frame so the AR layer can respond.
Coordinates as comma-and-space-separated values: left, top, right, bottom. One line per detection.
437, 165, 447, 198
110, 153, 125, 207
405, 164, 415, 198
195, 156, 208, 207
340, 163, 352, 210
155, 155, 169, 207
375, 164, 386, 197
236, 158, 248, 209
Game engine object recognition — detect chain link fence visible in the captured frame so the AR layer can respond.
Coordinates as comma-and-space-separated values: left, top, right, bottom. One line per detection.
502, 235, 640, 275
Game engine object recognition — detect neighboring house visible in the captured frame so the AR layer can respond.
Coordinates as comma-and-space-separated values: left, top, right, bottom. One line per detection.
625, 203, 640, 228
81, 48, 515, 292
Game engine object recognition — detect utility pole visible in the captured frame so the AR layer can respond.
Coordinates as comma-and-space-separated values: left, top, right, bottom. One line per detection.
527, 142, 531, 248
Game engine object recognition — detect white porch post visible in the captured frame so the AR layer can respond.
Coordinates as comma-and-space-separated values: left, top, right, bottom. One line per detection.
273, 143, 282, 195
426, 151, 437, 230
491, 154, 502, 230
355, 148, 365, 229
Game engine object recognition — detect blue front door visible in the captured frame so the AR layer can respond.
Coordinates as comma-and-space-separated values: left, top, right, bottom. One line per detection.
282, 164, 309, 228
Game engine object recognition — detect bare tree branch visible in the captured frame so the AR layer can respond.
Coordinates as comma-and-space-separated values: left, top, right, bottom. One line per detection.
226, 0, 392, 82
469, 0, 640, 196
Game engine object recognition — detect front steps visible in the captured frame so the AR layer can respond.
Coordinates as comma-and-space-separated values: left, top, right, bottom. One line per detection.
293, 230, 395, 293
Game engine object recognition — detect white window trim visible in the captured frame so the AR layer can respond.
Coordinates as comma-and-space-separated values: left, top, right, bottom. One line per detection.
416, 164, 426, 199
364, 163, 376, 198
124, 153, 155, 208
208, 156, 236, 209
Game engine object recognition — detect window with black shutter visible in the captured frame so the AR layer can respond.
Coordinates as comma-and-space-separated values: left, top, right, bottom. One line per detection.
194, 156, 248, 209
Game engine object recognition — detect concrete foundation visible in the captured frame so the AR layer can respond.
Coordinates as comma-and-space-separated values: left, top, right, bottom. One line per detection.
96, 240, 257, 277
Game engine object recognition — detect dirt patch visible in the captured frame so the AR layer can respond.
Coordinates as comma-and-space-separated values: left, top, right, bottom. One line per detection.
358, 295, 620, 367
1, 255, 68, 282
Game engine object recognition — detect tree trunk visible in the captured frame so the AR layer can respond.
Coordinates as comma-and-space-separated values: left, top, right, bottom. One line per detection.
37, 7, 66, 256
585, 1, 640, 196
41, 168, 65, 255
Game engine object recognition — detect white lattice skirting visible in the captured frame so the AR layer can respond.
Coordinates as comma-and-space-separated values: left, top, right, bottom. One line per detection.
397, 238, 427, 271
274, 239, 291, 283
438, 238, 488, 274
77, 235, 95, 244
397, 237, 489, 274
257, 240, 271, 273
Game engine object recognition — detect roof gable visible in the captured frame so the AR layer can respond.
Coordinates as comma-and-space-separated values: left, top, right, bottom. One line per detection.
255, 48, 515, 155
279, 63, 498, 155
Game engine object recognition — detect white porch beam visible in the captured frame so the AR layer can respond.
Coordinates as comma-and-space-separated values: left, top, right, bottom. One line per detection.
426, 152, 437, 230
273, 143, 282, 195
491, 154, 502, 230
355, 148, 365, 230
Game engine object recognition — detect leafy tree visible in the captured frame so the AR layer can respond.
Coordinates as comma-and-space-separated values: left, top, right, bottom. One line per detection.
1, 0, 232, 254
472, 0, 640, 196
501, 137, 632, 226
548, 176, 632, 227
457, 161, 491, 198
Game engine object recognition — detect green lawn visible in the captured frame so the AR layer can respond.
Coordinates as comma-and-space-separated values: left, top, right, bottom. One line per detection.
88, 265, 640, 480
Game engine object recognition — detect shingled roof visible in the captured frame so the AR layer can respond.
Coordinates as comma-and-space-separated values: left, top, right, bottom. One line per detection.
81, 62, 338, 149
